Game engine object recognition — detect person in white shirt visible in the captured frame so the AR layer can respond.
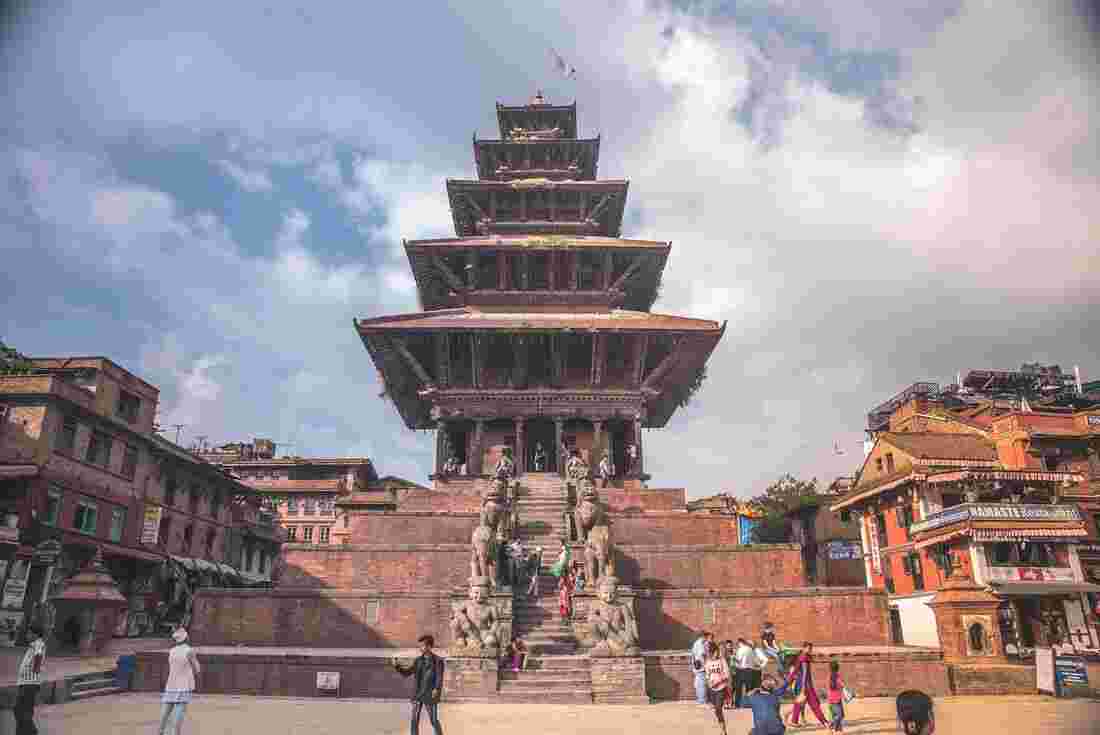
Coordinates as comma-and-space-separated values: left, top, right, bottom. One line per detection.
733, 638, 755, 709
691, 631, 713, 705
15, 624, 46, 735
159, 627, 201, 735
749, 640, 769, 692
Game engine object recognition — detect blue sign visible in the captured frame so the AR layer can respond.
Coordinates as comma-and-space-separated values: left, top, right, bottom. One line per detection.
1055, 655, 1089, 695
739, 517, 759, 545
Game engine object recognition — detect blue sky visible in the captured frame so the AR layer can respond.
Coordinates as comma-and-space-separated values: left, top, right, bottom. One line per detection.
2, 1, 1098, 495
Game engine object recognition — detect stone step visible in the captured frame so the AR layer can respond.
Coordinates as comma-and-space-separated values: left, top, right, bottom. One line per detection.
70, 685, 125, 701
495, 689, 593, 703
70, 674, 117, 693
498, 677, 590, 691
522, 655, 590, 670
499, 667, 590, 681
520, 643, 579, 655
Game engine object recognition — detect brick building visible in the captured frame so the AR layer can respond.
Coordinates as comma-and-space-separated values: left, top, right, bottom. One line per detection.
787, 480, 865, 587
832, 386, 1100, 653
196, 439, 425, 545
0, 355, 284, 648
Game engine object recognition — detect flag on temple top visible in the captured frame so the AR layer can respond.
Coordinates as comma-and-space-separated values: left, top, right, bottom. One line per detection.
550, 48, 577, 79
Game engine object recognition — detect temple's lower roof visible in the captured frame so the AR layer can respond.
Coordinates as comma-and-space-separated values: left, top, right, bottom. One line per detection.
355, 307, 721, 332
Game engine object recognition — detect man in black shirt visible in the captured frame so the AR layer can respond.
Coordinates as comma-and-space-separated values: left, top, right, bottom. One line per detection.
393, 634, 446, 735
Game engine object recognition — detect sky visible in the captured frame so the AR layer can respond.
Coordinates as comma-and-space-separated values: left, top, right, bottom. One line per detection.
2, 1, 1099, 497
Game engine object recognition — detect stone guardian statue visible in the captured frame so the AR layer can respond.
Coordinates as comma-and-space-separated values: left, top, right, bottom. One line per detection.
586, 576, 639, 656
449, 577, 502, 655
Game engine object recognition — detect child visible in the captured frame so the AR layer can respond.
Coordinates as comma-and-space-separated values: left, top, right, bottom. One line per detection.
703, 641, 732, 735
896, 690, 935, 735
827, 660, 845, 732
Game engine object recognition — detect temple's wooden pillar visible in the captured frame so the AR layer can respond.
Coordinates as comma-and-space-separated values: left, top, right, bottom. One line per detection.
435, 420, 448, 474
471, 419, 485, 475
515, 418, 526, 476
497, 253, 507, 290
593, 420, 604, 464
630, 417, 644, 478
554, 419, 564, 477
548, 251, 558, 290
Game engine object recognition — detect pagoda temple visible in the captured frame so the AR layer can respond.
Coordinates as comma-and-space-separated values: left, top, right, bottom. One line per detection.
355, 92, 726, 481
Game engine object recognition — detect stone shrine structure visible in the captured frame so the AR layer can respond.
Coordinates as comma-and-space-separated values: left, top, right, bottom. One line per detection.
135, 94, 952, 703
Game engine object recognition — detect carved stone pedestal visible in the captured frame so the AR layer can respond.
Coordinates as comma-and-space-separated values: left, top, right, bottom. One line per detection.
443, 656, 499, 702
928, 577, 1007, 664
590, 656, 649, 704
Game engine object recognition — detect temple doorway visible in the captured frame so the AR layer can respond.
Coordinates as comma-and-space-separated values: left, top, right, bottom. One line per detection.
526, 419, 556, 472
608, 421, 629, 480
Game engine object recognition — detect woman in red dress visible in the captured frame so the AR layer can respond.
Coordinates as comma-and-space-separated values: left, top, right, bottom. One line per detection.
558, 569, 574, 619
787, 642, 829, 728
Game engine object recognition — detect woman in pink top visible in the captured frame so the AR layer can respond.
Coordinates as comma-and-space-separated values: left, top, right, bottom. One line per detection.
826, 660, 846, 732
702, 641, 732, 735
158, 627, 201, 735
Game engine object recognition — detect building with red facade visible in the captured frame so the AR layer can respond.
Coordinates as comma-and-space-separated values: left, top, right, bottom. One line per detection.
832, 387, 1100, 657
0, 356, 284, 649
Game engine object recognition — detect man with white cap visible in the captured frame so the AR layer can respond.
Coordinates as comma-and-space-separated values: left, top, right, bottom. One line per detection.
158, 627, 201, 735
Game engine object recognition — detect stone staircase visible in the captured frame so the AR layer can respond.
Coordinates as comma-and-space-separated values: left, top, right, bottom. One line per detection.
502, 474, 591, 702
513, 472, 571, 549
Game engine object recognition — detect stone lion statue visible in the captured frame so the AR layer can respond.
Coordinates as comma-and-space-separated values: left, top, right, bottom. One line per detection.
449, 578, 501, 655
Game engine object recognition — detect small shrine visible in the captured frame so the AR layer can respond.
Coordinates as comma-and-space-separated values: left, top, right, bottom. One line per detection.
50, 547, 127, 655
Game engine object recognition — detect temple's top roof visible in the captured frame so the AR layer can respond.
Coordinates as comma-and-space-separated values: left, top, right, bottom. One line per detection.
496, 97, 578, 139
355, 307, 723, 333
405, 235, 669, 251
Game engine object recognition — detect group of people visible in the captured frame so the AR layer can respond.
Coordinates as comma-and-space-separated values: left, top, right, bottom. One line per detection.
691, 628, 936, 735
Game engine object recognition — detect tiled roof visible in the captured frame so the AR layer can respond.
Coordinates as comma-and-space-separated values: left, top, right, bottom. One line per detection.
880, 432, 998, 461
406, 235, 669, 250
355, 307, 723, 332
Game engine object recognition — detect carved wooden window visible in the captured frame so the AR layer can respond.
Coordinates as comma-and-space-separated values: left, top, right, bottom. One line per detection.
703, 601, 716, 625
319, 526, 330, 544
85, 430, 112, 467
45, 486, 63, 527
303, 526, 314, 543
73, 498, 98, 535
121, 444, 139, 480
109, 506, 126, 543
116, 389, 141, 424
366, 600, 381, 624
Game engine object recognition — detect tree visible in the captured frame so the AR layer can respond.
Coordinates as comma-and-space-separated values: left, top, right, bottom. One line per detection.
0, 341, 34, 376
749, 474, 820, 544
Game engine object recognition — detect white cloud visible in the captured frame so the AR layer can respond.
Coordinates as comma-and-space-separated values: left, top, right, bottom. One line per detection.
215, 159, 274, 192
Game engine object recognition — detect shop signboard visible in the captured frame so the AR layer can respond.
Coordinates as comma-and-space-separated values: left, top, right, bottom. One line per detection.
827, 540, 863, 560
1, 558, 30, 610
316, 671, 340, 696
141, 504, 163, 545
1054, 655, 1089, 696
987, 566, 1076, 583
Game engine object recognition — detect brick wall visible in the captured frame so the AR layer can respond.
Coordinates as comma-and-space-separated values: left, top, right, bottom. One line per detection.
601, 488, 685, 512
590, 657, 648, 703
644, 649, 949, 700
404, 480, 485, 512
634, 588, 890, 649
190, 589, 457, 647
616, 545, 805, 589
947, 663, 1036, 695
610, 513, 739, 546
347, 513, 477, 544
280, 544, 469, 590
134, 650, 412, 698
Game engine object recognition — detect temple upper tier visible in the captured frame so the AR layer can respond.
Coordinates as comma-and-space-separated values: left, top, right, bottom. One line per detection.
404, 235, 669, 311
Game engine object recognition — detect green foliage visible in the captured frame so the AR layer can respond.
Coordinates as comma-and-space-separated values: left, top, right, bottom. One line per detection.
0, 341, 35, 375
749, 474, 821, 544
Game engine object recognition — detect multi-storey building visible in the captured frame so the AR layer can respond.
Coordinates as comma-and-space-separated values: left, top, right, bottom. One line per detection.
0, 355, 283, 647
196, 439, 392, 545
831, 391, 1100, 654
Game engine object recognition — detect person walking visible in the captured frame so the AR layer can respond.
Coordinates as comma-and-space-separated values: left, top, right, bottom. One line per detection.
786, 643, 829, 729
722, 640, 737, 709
691, 631, 713, 705
826, 661, 847, 732
703, 641, 732, 735
549, 538, 571, 579
558, 570, 574, 619
14, 625, 46, 735
749, 639, 768, 692
733, 637, 755, 709
393, 634, 445, 735
761, 622, 782, 676
896, 690, 935, 735
743, 674, 794, 735
527, 546, 543, 596
157, 627, 201, 735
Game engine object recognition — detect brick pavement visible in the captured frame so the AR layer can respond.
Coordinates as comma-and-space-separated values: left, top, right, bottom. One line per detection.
17, 693, 1100, 735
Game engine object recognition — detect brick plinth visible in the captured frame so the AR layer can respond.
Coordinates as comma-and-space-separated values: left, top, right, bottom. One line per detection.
444, 656, 500, 702
615, 544, 805, 589
634, 587, 890, 649
590, 656, 649, 704
947, 663, 1036, 695
280, 544, 469, 590
348, 513, 477, 544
